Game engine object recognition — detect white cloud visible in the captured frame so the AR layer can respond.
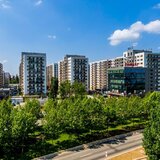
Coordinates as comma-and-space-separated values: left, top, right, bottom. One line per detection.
153, 3, 160, 9
108, 20, 160, 46
48, 35, 56, 39
108, 29, 140, 46
132, 42, 138, 47
35, 0, 43, 6
158, 46, 160, 50
0, 0, 11, 9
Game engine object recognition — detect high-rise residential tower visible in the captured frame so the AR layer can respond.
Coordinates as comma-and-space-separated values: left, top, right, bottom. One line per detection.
90, 60, 112, 91
58, 55, 88, 90
46, 63, 58, 89
19, 52, 47, 95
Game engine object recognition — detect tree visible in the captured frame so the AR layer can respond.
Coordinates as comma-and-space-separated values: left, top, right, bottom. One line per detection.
59, 80, 71, 98
0, 100, 12, 157
10, 74, 19, 84
143, 104, 160, 160
72, 81, 86, 97
43, 98, 65, 137
24, 99, 41, 119
49, 77, 58, 99
11, 107, 37, 154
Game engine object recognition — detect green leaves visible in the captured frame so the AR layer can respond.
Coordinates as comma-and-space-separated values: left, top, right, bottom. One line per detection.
12, 108, 37, 138
143, 102, 160, 160
1, 91, 159, 159
0, 99, 41, 158
58, 80, 86, 98
49, 77, 58, 99
59, 80, 71, 98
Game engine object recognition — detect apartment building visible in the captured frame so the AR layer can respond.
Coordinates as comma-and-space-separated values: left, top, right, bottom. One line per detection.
114, 56, 126, 68
123, 48, 151, 66
0, 63, 3, 88
46, 63, 58, 89
3, 72, 10, 87
90, 60, 112, 91
19, 52, 47, 95
58, 55, 88, 89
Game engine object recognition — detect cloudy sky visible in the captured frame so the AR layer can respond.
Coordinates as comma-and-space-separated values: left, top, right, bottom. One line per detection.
0, 0, 160, 74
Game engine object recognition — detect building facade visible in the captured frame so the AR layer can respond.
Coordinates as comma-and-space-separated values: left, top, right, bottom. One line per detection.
3, 72, 10, 87
123, 48, 151, 66
90, 60, 112, 91
108, 67, 147, 94
134, 51, 160, 91
19, 52, 47, 95
46, 63, 58, 89
114, 56, 126, 68
58, 55, 88, 89
0, 63, 3, 88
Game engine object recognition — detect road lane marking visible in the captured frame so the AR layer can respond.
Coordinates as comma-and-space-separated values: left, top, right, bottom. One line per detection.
79, 153, 92, 158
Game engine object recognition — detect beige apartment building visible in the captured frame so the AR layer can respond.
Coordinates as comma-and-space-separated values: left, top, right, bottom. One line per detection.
46, 63, 58, 89
90, 60, 112, 91
58, 55, 89, 90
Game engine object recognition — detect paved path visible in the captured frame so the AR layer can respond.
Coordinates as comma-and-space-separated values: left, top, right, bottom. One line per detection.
49, 132, 143, 160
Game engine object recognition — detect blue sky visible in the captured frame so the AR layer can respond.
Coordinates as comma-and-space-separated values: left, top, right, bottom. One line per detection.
0, 0, 160, 74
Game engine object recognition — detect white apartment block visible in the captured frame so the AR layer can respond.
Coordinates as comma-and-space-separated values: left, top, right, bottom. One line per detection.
58, 55, 88, 90
20, 52, 47, 95
90, 60, 112, 91
123, 48, 151, 66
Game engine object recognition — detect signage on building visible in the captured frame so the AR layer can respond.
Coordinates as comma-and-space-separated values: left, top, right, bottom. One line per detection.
125, 63, 138, 67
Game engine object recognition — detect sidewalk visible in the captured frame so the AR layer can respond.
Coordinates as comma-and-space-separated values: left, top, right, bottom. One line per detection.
108, 147, 147, 160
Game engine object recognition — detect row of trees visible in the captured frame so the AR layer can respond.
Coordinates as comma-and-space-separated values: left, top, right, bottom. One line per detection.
49, 79, 86, 99
43, 94, 150, 138
0, 91, 160, 159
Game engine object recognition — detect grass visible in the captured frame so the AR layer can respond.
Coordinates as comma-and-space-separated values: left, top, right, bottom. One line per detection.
47, 133, 77, 145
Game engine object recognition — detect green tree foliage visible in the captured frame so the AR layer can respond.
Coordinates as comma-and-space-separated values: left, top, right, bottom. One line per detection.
10, 74, 19, 84
0, 100, 12, 156
59, 81, 86, 98
11, 107, 37, 153
1, 91, 159, 159
49, 77, 58, 99
59, 80, 71, 98
71, 81, 86, 97
143, 93, 160, 160
0, 99, 42, 159
24, 99, 41, 119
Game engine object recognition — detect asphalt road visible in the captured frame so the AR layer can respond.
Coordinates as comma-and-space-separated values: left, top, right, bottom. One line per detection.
50, 132, 143, 160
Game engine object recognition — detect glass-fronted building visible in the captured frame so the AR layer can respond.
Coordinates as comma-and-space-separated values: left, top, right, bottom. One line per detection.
108, 67, 147, 94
